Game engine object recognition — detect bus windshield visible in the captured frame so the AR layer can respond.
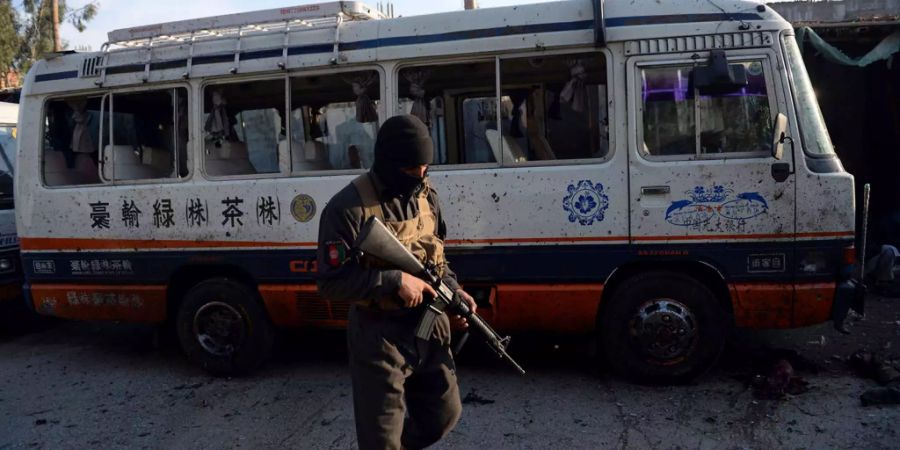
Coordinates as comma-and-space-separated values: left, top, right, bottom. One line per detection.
0, 124, 15, 209
783, 35, 836, 157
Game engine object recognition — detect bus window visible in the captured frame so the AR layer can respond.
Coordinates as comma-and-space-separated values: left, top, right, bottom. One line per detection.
398, 61, 496, 165
0, 123, 14, 209
641, 59, 773, 158
203, 80, 283, 177
499, 53, 610, 162
289, 70, 380, 172
101, 87, 189, 181
42, 96, 103, 187
640, 66, 696, 157
697, 61, 772, 155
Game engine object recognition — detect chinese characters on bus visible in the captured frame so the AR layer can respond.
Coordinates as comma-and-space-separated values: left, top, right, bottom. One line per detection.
87, 196, 284, 230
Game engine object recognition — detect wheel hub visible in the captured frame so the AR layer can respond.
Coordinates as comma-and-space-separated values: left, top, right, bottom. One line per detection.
193, 301, 246, 357
629, 298, 698, 362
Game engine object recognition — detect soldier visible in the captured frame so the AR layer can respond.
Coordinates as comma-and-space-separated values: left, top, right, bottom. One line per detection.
317, 115, 477, 450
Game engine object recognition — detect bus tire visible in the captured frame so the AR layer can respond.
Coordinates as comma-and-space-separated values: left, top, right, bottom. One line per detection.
176, 278, 274, 375
599, 271, 727, 384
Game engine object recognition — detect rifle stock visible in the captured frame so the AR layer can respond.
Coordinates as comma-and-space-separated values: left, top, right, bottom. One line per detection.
354, 217, 525, 375
355, 217, 427, 276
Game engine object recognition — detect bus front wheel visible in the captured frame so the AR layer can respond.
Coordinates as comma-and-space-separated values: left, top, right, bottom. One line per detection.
176, 278, 274, 375
599, 271, 728, 384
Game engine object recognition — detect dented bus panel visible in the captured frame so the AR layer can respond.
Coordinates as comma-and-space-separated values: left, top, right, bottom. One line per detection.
15, 0, 856, 380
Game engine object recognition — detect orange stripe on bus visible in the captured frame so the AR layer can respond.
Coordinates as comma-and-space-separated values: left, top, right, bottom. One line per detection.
793, 282, 836, 327
729, 282, 836, 329
30, 284, 167, 323
446, 236, 627, 244
489, 284, 603, 333
258, 284, 349, 329
634, 231, 853, 242
259, 283, 603, 332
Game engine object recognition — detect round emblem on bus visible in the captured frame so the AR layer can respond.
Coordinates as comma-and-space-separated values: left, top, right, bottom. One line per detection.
291, 194, 317, 223
563, 180, 609, 226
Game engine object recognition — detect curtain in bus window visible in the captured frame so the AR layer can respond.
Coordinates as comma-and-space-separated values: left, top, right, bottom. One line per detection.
66, 98, 94, 154
204, 90, 235, 143
404, 69, 430, 126
560, 59, 588, 113
348, 73, 378, 124
462, 97, 495, 164
697, 61, 772, 155
499, 52, 609, 162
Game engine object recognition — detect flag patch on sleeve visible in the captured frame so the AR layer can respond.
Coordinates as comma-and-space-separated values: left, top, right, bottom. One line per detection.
326, 241, 347, 267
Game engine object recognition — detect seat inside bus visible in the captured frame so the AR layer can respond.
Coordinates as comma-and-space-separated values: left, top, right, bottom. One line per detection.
204, 140, 257, 176
44, 151, 98, 186
102, 145, 173, 180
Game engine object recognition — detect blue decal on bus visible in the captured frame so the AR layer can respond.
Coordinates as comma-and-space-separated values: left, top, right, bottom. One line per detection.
666, 185, 769, 227
563, 180, 609, 226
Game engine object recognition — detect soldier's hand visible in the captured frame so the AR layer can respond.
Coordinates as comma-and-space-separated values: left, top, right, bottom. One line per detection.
451, 289, 477, 329
398, 272, 437, 308
456, 289, 477, 314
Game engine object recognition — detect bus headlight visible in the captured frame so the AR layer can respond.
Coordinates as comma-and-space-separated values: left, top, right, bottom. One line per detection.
0, 258, 13, 273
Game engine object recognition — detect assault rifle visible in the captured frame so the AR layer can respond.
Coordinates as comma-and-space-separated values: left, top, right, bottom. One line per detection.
354, 217, 526, 375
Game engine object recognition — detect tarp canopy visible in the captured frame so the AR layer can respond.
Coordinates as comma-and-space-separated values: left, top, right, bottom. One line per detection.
797, 26, 900, 68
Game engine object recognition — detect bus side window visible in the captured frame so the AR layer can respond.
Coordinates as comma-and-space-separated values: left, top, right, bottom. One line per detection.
398, 61, 496, 165
203, 80, 283, 177
640, 66, 696, 157
101, 87, 189, 182
498, 53, 610, 163
42, 96, 103, 187
289, 70, 381, 172
640, 60, 773, 158
697, 61, 772, 155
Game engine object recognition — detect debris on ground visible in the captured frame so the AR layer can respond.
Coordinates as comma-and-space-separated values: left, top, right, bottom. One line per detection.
847, 349, 900, 406
848, 350, 900, 385
462, 390, 495, 406
752, 358, 810, 399
860, 387, 900, 407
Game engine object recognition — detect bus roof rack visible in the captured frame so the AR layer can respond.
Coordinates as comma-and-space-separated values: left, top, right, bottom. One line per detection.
106, 1, 386, 45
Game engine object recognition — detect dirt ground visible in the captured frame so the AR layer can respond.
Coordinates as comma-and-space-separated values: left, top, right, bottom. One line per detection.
1, 294, 899, 450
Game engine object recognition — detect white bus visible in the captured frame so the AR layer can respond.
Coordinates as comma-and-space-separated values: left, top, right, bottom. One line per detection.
16, 0, 858, 381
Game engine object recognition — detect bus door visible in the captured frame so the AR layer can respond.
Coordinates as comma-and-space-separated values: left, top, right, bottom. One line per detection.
626, 50, 797, 291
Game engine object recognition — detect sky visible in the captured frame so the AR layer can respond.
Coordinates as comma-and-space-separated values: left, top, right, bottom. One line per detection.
58, 0, 560, 50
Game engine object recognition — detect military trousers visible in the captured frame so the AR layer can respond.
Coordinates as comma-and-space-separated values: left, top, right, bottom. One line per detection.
347, 305, 462, 450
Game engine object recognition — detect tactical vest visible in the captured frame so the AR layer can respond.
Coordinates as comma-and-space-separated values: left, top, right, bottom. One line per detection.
352, 173, 447, 309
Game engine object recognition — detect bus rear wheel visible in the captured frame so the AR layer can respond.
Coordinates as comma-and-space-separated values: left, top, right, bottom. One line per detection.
176, 278, 274, 375
599, 271, 728, 384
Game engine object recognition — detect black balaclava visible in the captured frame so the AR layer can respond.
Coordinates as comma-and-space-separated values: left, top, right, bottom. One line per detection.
372, 115, 434, 197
